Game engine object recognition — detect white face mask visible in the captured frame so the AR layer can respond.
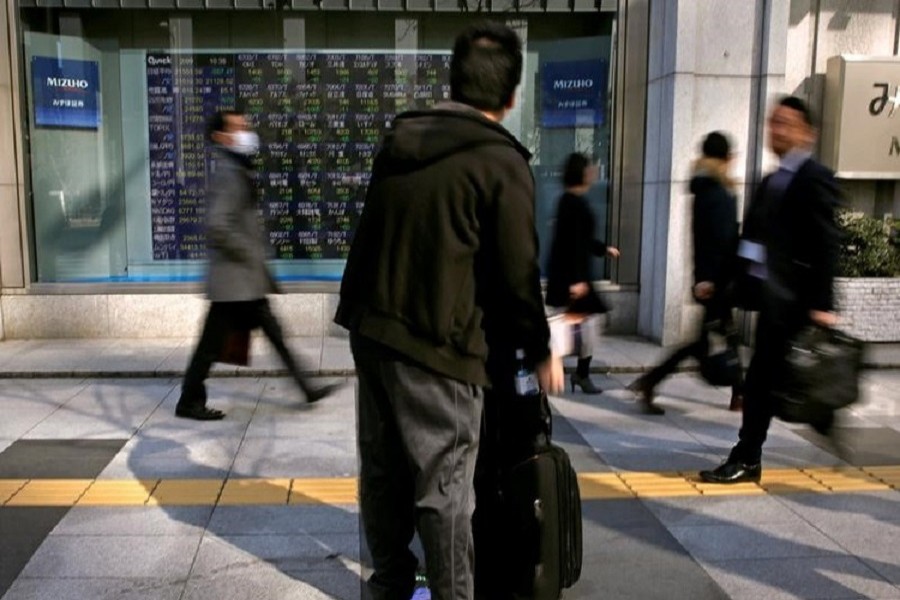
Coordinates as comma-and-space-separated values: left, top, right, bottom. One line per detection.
229, 130, 260, 156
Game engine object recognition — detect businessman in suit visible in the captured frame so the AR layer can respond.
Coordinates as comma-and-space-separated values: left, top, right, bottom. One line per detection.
700, 96, 841, 484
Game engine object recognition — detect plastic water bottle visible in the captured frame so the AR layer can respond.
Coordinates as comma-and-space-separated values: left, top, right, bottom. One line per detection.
412, 572, 431, 600
514, 348, 540, 397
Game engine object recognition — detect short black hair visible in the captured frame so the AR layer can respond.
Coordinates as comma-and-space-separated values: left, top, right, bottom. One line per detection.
562, 152, 591, 187
778, 95, 815, 127
206, 110, 241, 141
701, 131, 731, 160
450, 21, 523, 112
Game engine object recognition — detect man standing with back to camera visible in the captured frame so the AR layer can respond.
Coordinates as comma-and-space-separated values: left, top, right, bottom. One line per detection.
700, 96, 841, 484
335, 21, 562, 600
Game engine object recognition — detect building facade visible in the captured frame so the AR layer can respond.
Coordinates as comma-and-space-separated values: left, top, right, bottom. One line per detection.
0, 0, 897, 342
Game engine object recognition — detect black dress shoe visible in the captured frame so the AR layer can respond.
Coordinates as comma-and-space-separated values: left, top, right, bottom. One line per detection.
306, 382, 341, 404
699, 461, 761, 484
175, 404, 226, 421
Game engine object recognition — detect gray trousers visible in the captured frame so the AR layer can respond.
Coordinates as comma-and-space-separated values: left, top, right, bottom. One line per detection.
351, 333, 484, 600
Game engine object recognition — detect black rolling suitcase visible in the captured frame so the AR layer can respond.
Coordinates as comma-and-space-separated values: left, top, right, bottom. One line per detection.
493, 391, 583, 600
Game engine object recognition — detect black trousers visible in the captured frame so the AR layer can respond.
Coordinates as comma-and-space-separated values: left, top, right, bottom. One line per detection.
352, 333, 483, 600
179, 298, 314, 405
642, 296, 740, 391
728, 311, 787, 464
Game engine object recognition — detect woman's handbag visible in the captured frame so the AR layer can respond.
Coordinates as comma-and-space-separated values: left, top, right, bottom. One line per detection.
774, 326, 864, 424
218, 328, 251, 366
548, 313, 598, 358
699, 321, 742, 387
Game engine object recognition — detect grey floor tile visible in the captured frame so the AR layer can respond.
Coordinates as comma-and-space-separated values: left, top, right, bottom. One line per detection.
587, 429, 709, 454
762, 446, 849, 468
21, 420, 143, 441
21, 381, 172, 440
775, 492, 900, 529
182, 566, 359, 600
599, 449, 721, 472
683, 423, 746, 450
700, 556, 900, 599
0, 507, 71, 598
98, 456, 233, 479
134, 419, 250, 443
231, 454, 358, 479
243, 415, 355, 440
611, 337, 673, 367
231, 439, 357, 478
643, 495, 806, 527
0, 340, 42, 369
668, 520, 845, 561
796, 519, 900, 585
122, 436, 243, 463
320, 344, 354, 373
283, 567, 363, 600
208, 506, 358, 536
51, 507, 213, 536
0, 379, 86, 406
0, 410, 60, 440
20, 535, 201, 579
0, 439, 126, 479
192, 534, 359, 575
568, 524, 730, 600
2, 578, 186, 600
582, 498, 663, 530
795, 427, 900, 466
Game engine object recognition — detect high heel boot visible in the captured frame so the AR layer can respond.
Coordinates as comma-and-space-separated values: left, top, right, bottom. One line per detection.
570, 357, 602, 394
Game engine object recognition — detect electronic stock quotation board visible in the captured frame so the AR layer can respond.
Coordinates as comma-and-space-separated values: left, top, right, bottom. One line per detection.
146, 51, 451, 262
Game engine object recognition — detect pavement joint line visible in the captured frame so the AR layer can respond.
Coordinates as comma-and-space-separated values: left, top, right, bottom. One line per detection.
3, 468, 900, 507
0, 479, 28, 504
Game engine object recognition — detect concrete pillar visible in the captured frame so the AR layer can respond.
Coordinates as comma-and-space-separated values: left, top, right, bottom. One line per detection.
0, 0, 27, 309
638, 0, 789, 345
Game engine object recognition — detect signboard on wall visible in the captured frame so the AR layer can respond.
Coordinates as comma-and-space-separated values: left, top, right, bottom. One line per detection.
31, 57, 101, 129
822, 55, 900, 179
540, 59, 608, 128
145, 51, 451, 261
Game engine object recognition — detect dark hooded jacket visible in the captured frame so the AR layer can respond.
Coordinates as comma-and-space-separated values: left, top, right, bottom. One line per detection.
690, 158, 740, 291
334, 103, 550, 387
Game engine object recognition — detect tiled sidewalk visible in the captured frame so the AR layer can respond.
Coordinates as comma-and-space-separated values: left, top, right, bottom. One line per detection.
0, 336, 899, 599
0, 334, 896, 378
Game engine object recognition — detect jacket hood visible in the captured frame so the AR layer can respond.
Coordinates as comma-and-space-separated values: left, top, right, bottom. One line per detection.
379, 102, 531, 172
690, 157, 734, 194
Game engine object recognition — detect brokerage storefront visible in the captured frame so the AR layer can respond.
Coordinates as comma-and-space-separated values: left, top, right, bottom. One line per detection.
0, 6, 629, 338
1, 1, 898, 342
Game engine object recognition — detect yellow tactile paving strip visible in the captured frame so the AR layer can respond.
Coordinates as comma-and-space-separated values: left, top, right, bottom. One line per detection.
1, 467, 898, 507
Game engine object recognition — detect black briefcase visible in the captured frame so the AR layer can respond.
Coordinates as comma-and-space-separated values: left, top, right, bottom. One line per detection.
774, 326, 864, 424
499, 393, 583, 600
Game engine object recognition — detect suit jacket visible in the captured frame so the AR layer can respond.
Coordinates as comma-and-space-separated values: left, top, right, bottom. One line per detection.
544, 191, 609, 314
204, 147, 278, 303
741, 158, 841, 332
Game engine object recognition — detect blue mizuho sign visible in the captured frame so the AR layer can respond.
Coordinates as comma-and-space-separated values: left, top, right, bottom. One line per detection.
31, 56, 101, 129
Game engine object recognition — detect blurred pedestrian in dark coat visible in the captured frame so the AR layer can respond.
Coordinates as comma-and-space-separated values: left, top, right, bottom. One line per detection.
545, 152, 620, 394
176, 110, 338, 420
629, 131, 742, 414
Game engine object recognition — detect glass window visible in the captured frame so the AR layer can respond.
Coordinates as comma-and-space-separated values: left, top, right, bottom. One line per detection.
18, 11, 612, 284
